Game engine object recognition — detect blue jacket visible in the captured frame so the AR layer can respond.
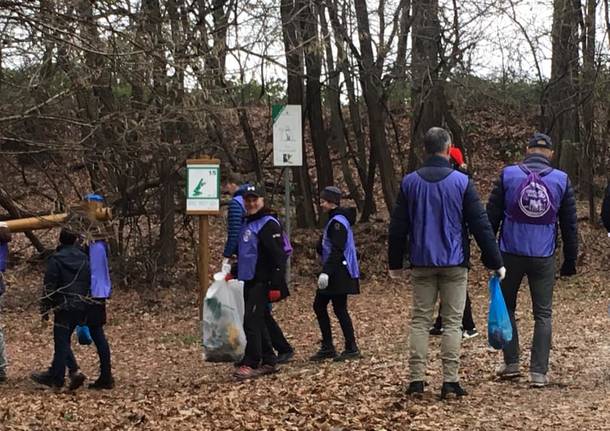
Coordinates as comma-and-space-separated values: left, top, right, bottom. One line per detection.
602, 182, 610, 233
486, 154, 578, 261
223, 184, 249, 258
388, 155, 502, 269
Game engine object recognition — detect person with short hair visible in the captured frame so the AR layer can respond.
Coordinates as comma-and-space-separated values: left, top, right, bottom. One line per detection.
31, 228, 89, 390
388, 127, 505, 399
310, 186, 361, 362
0, 222, 11, 383
233, 185, 290, 380
486, 132, 578, 387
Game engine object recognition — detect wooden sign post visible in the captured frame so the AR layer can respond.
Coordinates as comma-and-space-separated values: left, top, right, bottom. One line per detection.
186, 158, 220, 319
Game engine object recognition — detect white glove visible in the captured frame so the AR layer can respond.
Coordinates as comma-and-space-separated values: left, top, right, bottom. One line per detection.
221, 258, 231, 274
494, 266, 506, 281
389, 269, 404, 280
318, 273, 329, 290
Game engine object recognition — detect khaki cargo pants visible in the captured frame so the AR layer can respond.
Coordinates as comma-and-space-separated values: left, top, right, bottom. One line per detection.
409, 266, 468, 383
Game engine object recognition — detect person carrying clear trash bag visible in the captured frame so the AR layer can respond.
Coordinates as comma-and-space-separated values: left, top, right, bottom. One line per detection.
202, 272, 247, 363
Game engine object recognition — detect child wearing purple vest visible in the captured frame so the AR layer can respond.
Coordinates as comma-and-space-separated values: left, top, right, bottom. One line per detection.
310, 187, 361, 362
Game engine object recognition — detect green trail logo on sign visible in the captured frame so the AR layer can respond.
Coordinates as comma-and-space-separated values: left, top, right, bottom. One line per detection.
193, 179, 206, 196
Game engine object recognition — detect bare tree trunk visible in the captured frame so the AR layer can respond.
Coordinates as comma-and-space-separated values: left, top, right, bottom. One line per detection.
354, 0, 398, 211
319, 4, 363, 210
301, 0, 334, 197
281, 0, 317, 227
581, 0, 596, 222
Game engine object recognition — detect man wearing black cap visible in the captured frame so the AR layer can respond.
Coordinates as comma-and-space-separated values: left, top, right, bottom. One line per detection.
487, 132, 578, 387
310, 186, 361, 361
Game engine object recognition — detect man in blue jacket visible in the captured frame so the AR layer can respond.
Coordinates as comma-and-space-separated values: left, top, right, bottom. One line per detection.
486, 132, 578, 387
221, 173, 294, 363
388, 127, 505, 399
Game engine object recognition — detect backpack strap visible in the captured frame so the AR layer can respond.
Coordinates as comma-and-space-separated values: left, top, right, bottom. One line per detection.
519, 164, 553, 177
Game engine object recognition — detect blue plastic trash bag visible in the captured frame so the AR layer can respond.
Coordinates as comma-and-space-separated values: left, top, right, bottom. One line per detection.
76, 325, 93, 345
487, 275, 513, 349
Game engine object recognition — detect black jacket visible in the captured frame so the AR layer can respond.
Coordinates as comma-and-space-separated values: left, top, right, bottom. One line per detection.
602, 181, 610, 233
242, 208, 289, 299
388, 155, 503, 270
41, 245, 90, 314
486, 153, 578, 263
316, 207, 360, 296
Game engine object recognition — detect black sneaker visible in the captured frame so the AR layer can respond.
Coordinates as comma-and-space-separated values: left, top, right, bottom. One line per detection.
309, 347, 337, 361
67, 370, 86, 391
440, 382, 468, 399
406, 381, 425, 395
31, 371, 62, 388
88, 376, 114, 390
429, 326, 443, 336
333, 348, 362, 362
276, 349, 295, 364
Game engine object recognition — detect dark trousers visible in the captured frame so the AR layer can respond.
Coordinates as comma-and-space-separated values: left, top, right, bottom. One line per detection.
433, 291, 475, 331
50, 311, 82, 384
501, 253, 555, 374
265, 308, 292, 354
242, 283, 276, 368
313, 292, 356, 350
89, 325, 112, 379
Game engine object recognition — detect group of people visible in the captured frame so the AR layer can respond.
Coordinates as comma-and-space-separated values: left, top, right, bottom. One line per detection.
221, 127, 610, 399
0, 201, 114, 390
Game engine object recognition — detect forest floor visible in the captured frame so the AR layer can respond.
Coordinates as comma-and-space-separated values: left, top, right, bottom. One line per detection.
0, 197, 609, 430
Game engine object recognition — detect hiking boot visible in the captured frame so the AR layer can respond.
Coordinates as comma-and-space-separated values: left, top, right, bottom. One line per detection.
429, 326, 443, 336
88, 376, 115, 390
440, 382, 468, 399
529, 372, 549, 388
333, 348, 362, 362
495, 363, 521, 380
31, 370, 62, 388
462, 328, 479, 340
233, 365, 261, 380
67, 370, 86, 391
258, 364, 279, 376
276, 349, 295, 364
309, 347, 337, 361
405, 381, 425, 396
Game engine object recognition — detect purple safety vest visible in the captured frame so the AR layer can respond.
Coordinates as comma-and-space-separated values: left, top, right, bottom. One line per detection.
500, 165, 567, 257
401, 170, 469, 267
238, 215, 288, 281
0, 242, 8, 272
89, 240, 112, 299
322, 214, 360, 279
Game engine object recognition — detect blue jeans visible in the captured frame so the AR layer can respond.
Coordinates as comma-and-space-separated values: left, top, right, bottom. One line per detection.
89, 325, 112, 379
49, 311, 82, 384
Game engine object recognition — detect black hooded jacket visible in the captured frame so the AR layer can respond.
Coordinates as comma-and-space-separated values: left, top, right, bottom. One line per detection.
316, 207, 360, 295
41, 244, 90, 314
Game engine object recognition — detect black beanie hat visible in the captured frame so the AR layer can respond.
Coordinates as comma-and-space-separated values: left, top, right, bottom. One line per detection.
320, 186, 342, 205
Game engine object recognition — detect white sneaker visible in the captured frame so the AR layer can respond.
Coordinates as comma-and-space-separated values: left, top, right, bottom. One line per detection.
462, 328, 479, 340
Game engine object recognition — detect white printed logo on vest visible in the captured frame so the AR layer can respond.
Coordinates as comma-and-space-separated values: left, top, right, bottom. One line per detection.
518, 181, 551, 218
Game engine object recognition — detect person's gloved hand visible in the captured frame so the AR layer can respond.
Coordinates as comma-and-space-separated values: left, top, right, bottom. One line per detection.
494, 266, 506, 281
560, 260, 577, 277
221, 258, 231, 274
268, 290, 281, 302
388, 269, 405, 280
318, 273, 329, 290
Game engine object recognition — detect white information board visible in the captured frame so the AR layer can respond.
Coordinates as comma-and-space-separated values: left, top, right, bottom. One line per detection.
186, 160, 220, 215
273, 105, 302, 166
